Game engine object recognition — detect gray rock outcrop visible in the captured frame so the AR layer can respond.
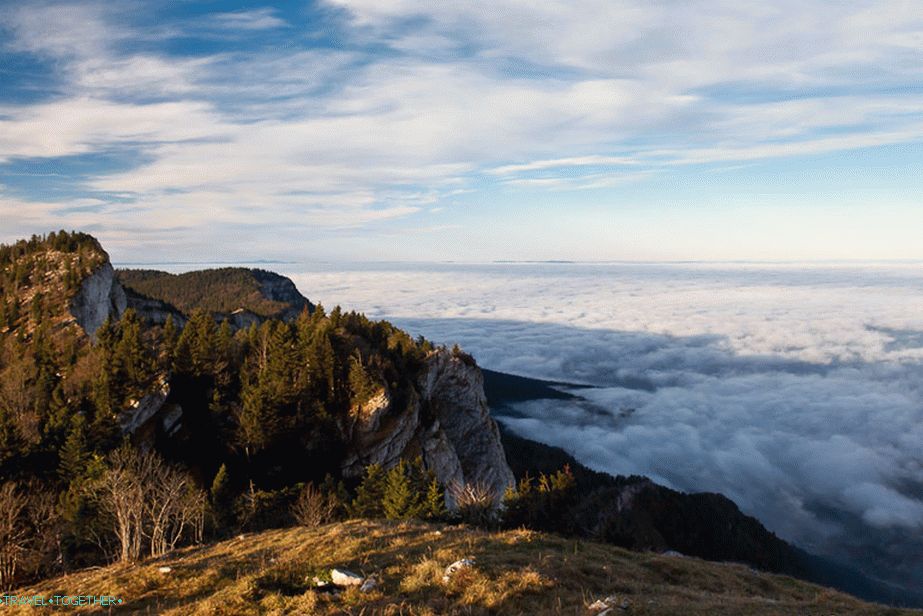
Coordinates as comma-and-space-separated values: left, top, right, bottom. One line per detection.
340, 348, 514, 506
123, 291, 186, 327
253, 269, 313, 320
69, 261, 127, 338
420, 350, 515, 501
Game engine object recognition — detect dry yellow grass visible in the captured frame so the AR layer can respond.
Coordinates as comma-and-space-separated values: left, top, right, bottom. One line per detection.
6, 520, 919, 615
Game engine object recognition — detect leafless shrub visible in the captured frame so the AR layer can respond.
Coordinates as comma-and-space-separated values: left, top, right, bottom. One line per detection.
292, 483, 338, 527
449, 482, 498, 527
0, 483, 27, 590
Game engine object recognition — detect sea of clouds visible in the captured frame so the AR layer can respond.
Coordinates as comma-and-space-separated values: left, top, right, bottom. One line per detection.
282, 262, 923, 588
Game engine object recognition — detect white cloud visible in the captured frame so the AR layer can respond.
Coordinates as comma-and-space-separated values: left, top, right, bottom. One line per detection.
490, 156, 639, 175
1, 0, 922, 247
0, 98, 226, 161
208, 8, 287, 31
279, 262, 923, 588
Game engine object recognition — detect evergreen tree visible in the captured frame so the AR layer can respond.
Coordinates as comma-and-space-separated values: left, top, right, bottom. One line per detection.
348, 350, 378, 407
424, 477, 447, 521
382, 460, 413, 520
58, 414, 89, 483
162, 314, 178, 369
113, 309, 152, 392
382, 459, 427, 520
236, 377, 278, 456
43, 382, 72, 447
173, 309, 216, 376
350, 463, 386, 518
210, 463, 235, 531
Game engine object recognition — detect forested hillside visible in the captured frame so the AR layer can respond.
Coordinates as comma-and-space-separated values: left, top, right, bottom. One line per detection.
0, 232, 448, 589
0, 231, 106, 337
117, 268, 311, 319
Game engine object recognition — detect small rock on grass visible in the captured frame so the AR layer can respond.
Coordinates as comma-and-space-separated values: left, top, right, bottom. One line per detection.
359, 576, 378, 592
442, 558, 475, 583
589, 595, 631, 612
330, 568, 363, 587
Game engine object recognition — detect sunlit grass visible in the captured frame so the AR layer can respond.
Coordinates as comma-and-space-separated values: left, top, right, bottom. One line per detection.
8, 519, 917, 615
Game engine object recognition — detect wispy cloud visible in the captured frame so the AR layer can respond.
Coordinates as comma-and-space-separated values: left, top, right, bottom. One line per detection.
0, 1, 921, 257
208, 8, 287, 31
490, 156, 639, 176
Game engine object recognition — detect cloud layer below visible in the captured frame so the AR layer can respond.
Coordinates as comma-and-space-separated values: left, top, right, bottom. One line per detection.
278, 261, 923, 588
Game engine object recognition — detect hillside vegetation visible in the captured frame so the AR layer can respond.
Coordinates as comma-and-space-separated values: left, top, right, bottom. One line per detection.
116, 268, 310, 318
8, 519, 915, 616
0, 231, 106, 337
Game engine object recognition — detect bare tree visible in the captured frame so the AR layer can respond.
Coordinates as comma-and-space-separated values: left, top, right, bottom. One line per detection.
0, 354, 38, 445
23, 483, 64, 580
292, 482, 337, 527
97, 447, 146, 562
97, 446, 206, 562
0, 483, 27, 590
146, 465, 206, 557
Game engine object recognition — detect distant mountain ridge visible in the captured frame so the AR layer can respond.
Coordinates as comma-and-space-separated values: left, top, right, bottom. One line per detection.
116, 267, 313, 327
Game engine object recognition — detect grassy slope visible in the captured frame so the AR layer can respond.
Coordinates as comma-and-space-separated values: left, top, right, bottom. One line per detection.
10, 520, 915, 616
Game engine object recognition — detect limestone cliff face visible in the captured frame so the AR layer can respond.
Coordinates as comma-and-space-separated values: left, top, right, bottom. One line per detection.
253, 270, 312, 320
69, 261, 127, 338
124, 290, 187, 328
419, 350, 515, 499
340, 348, 514, 504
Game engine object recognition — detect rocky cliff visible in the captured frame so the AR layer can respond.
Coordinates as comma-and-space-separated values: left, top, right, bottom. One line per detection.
340, 349, 515, 503
123, 290, 186, 327
68, 261, 127, 337
122, 346, 515, 508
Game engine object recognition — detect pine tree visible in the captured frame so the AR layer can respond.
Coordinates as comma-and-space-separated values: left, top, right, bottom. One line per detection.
236, 377, 278, 456
382, 460, 413, 520
350, 463, 386, 518
174, 309, 216, 376
382, 459, 427, 520
424, 477, 447, 521
348, 350, 378, 407
162, 314, 178, 369
114, 309, 151, 393
43, 382, 72, 446
58, 414, 89, 483
214, 320, 233, 382
210, 463, 235, 531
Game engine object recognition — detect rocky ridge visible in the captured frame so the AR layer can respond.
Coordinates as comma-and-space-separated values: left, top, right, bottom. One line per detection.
340, 348, 515, 502
69, 261, 127, 337
67, 255, 515, 506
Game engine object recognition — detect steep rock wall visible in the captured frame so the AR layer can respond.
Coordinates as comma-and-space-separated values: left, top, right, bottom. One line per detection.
69, 261, 127, 338
340, 348, 514, 504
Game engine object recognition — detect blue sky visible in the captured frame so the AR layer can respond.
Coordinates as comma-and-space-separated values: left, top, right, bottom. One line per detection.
1, 0, 922, 262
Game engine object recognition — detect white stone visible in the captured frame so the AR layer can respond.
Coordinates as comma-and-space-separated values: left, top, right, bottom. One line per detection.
442, 558, 475, 583
359, 577, 378, 592
330, 568, 363, 587
157, 566, 172, 573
